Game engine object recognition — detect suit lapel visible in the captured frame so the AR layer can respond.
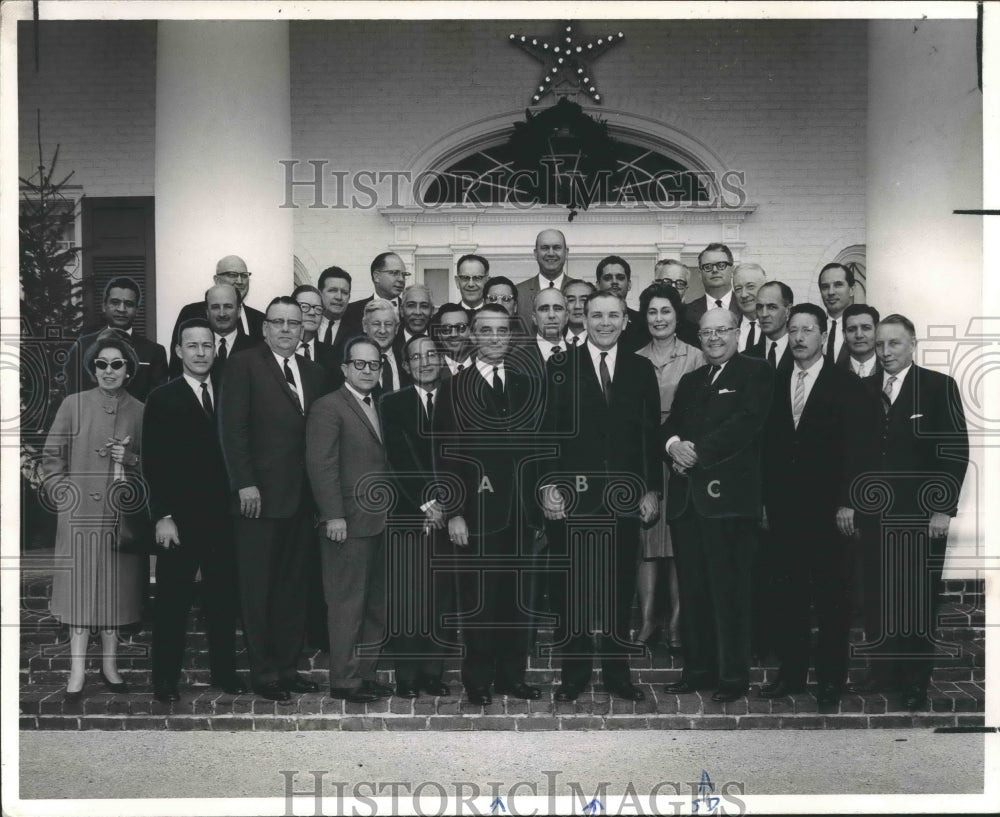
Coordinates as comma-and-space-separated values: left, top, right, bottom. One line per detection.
263, 348, 304, 412
340, 387, 381, 442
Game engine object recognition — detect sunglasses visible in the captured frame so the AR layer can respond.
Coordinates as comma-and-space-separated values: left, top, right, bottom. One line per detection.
94, 359, 127, 371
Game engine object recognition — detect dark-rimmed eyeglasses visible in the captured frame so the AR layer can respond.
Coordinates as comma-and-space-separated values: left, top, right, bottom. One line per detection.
699, 261, 732, 273
346, 359, 383, 371
659, 278, 689, 290
94, 359, 127, 371
296, 302, 324, 314
485, 294, 515, 304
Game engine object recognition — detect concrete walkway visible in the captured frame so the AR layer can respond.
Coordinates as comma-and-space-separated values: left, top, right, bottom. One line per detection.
13, 729, 994, 813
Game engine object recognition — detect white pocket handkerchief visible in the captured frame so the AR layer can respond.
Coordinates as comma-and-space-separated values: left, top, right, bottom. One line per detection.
717, 388, 736, 394
910, 413, 923, 419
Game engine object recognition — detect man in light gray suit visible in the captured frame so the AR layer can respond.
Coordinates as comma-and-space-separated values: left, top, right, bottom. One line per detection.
306, 336, 392, 704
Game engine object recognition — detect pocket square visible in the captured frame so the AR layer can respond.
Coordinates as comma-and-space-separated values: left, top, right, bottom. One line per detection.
910, 414, 923, 419
138, 361, 150, 366
717, 388, 736, 394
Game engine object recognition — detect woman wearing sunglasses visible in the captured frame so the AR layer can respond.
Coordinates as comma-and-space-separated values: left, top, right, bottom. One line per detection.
42, 331, 147, 701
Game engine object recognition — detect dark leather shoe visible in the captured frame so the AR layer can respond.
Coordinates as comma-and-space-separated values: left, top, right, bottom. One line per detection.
711, 685, 748, 703
664, 676, 715, 694
328, 686, 379, 703
422, 679, 451, 697
255, 681, 291, 702
396, 682, 420, 698
759, 679, 806, 698
64, 686, 85, 704
98, 668, 128, 693
281, 674, 319, 694
213, 675, 248, 695
493, 682, 542, 700
466, 687, 493, 706
153, 681, 180, 703
815, 682, 842, 707
362, 679, 394, 698
554, 684, 582, 702
903, 686, 928, 711
607, 681, 645, 701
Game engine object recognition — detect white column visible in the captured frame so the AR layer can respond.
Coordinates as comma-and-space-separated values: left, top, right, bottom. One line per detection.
155, 22, 292, 344
867, 19, 984, 577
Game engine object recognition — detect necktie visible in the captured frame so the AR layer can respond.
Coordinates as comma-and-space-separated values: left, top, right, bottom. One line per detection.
767, 341, 777, 368
491, 365, 504, 400
708, 364, 721, 384
200, 382, 213, 417
715, 299, 723, 309
300, 342, 311, 361
569, 335, 579, 347
457, 362, 465, 372
217, 336, 228, 363
746, 320, 756, 350
548, 280, 555, 288
792, 370, 807, 428
425, 391, 434, 419
599, 352, 612, 402
283, 358, 302, 411
826, 318, 837, 364
882, 375, 897, 415
381, 354, 393, 392
324, 320, 335, 345
363, 395, 372, 406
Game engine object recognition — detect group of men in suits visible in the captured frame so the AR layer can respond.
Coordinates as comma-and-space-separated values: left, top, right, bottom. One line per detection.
65, 234, 968, 713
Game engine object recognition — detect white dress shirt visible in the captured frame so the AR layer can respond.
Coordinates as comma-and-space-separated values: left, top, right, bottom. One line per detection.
181, 372, 213, 406
826, 314, 846, 361
213, 328, 238, 357
296, 337, 317, 361
444, 354, 473, 375
738, 317, 759, 352
764, 333, 789, 366
851, 355, 877, 378
239, 306, 250, 337
318, 315, 342, 345
564, 329, 588, 348
535, 335, 565, 363
475, 357, 506, 388
537, 272, 566, 291
881, 364, 911, 405
586, 341, 618, 382
703, 291, 734, 312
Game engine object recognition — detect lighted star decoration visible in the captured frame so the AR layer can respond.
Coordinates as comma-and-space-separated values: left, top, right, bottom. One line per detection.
509, 21, 624, 106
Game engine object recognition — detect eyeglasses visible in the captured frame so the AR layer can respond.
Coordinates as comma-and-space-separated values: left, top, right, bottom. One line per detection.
296, 302, 324, 314
659, 278, 689, 290
697, 327, 737, 339
699, 261, 732, 273
406, 351, 441, 363
94, 359, 127, 371
219, 272, 252, 280
457, 275, 486, 285
377, 269, 411, 279
486, 295, 515, 304
346, 359, 383, 371
265, 318, 303, 329
436, 323, 469, 335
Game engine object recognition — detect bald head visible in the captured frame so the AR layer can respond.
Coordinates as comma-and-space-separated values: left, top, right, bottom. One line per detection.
204, 283, 240, 335
533, 287, 568, 342
214, 255, 251, 298
534, 229, 568, 281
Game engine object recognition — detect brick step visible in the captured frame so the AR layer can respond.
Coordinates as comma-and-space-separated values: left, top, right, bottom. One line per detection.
19, 680, 986, 732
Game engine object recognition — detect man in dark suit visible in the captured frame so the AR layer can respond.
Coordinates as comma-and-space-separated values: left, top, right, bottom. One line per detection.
840, 314, 969, 710
516, 229, 574, 331
380, 335, 455, 698
219, 296, 330, 701
839, 304, 883, 379
540, 291, 662, 703
759, 303, 865, 707
363, 298, 411, 394
430, 304, 475, 376
512, 287, 569, 380
683, 243, 743, 327
818, 262, 856, 367
306, 337, 394, 703
434, 305, 546, 706
661, 307, 774, 702
168, 255, 265, 356
340, 252, 410, 339
595, 255, 646, 351
316, 266, 352, 365
732, 263, 766, 353
456, 254, 489, 313
752, 281, 794, 374
293, 284, 345, 387
65, 275, 167, 400
562, 279, 594, 349
143, 319, 247, 702
168, 284, 254, 379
